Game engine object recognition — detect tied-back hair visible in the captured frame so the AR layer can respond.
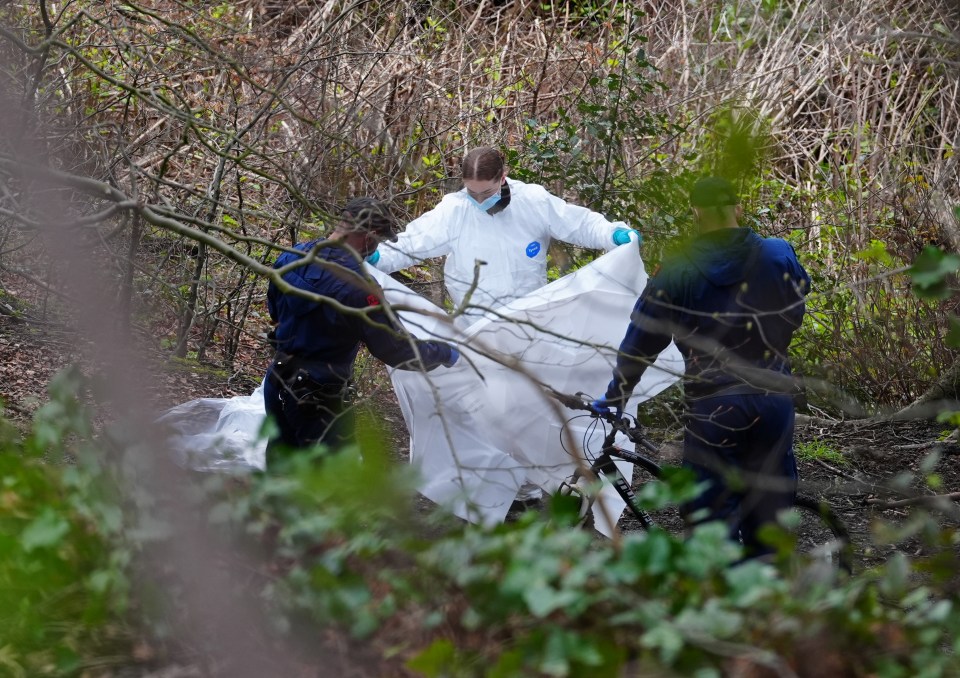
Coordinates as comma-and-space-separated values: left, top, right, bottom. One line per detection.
461, 147, 505, 181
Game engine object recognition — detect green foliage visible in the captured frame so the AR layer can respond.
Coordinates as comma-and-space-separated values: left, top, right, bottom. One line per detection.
509, 39, 691, 269
0, 367, 134, 676
5, 370, 958, 678
746, 176, 957, 411
222, 436, 960, 677
909, 246, 960, 302
791, 270, 944, 411
223, 409, 430, 637
908, 245, 960, 427
697, 105, 772, 187
795, 440, 848, 466
403, 513, 960, 677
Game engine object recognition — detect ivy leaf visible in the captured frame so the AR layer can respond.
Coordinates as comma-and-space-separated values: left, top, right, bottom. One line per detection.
641, 623, 685, 664
21, 507, 70, 552
524, 584, 578, 618
909, 246, 960, 300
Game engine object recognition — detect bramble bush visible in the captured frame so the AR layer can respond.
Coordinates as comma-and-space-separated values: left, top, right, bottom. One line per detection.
721, 174, 957, 415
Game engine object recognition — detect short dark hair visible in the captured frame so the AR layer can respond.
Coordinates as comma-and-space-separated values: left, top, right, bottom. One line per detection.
341, 197, 398, 242
689, 177, 738, 207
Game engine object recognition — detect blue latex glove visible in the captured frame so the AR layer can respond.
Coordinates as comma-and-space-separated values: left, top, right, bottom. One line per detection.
588, 396, 622, 419
612, 228, 641, 246
366, 249, 380, 265
444, 347, 460, 367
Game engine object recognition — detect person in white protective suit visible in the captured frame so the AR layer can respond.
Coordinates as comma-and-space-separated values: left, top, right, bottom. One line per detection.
368, 146, 641, 313
368, 146, 641, 508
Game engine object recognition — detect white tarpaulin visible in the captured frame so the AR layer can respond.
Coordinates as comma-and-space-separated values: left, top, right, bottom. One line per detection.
159, 244, 683, 532
378, 244, 682, 530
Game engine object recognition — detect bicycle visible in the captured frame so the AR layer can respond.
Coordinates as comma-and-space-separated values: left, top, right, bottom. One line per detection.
549, 390, 854, 573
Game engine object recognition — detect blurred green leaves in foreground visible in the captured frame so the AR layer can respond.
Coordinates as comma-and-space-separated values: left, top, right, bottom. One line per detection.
0, 367, 132, 677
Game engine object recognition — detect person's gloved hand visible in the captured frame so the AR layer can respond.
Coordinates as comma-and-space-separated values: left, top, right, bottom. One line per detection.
588, 395, 622, 419
366, 250, 381, 265
443, 347, 460, 367
612, 228, 642, 246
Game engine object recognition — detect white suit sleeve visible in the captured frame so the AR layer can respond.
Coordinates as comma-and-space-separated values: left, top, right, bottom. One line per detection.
538, 187, 626, 252
373, 196, 455, 273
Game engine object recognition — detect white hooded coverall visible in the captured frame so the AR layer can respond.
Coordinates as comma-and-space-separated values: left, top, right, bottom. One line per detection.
373, 178, 629, 311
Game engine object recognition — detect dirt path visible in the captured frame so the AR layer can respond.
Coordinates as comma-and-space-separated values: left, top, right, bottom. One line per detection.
794, 416, 960, 571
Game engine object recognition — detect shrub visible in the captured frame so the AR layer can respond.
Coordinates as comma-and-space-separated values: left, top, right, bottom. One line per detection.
0, 368, 133, 676
219, 428, 960, 678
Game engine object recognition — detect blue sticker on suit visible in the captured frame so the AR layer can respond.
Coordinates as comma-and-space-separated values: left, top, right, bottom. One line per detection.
526, 241, 541, 258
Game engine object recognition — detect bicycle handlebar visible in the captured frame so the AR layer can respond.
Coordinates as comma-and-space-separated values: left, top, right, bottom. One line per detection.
546, 388, 622, 425
548, 387, 662, 455
548, 389, 592, 411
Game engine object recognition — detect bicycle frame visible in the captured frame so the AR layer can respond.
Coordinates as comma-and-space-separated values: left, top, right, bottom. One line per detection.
577, 418, 666, 532
556, 397, 853, 572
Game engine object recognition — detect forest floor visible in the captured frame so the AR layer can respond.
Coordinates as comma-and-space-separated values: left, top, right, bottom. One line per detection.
2, 275, 960, 676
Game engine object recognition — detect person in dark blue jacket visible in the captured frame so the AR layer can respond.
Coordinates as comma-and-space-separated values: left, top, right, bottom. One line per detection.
264, 197, 459, 465
592, 177, 810, 558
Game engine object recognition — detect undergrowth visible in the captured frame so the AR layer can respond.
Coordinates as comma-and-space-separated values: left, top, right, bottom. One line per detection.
226, 413, 960, 677
4, 369, 960, 676
0, 368, 134, 677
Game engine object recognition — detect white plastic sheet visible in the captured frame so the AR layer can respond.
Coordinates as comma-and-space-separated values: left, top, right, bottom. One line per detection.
379, 244, 682, 529
160, 244, 683, 531
158, 384, 268, 473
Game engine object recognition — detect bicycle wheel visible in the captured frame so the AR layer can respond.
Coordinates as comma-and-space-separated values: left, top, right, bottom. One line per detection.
788, 494, 853, 574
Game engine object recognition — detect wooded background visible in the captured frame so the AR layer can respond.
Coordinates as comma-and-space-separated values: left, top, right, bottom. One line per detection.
2, 3, 960, 676
1, 0, 958, 415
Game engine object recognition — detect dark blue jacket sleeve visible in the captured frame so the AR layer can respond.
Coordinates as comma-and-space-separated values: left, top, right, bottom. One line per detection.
605, 280, 675, 403
773, 239, 810, 330
347, 287, 454, 371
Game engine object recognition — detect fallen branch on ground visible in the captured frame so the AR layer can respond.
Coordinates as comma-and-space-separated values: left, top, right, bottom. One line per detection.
866, 492, 960, 510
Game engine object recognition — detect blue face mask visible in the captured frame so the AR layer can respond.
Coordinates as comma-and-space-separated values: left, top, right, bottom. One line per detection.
468, 191, 501, 212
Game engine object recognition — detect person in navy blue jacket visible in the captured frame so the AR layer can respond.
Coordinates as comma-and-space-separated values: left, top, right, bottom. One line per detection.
592, 177, 810, 559
264, 197, 459, 464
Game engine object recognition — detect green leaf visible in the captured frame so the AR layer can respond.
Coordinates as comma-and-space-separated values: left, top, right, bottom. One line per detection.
489, 648, 525, 678
524, 584, 578, 618
20, 507, 70, 552
909, 246, 960, 300
853, 239, 893, 267
88, 569, 114, 594
641, 623, 685, 664
541, 629, 573, 676
405, 639, 456, 677
55, 647, 82, 675
946, 315, 960, 348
